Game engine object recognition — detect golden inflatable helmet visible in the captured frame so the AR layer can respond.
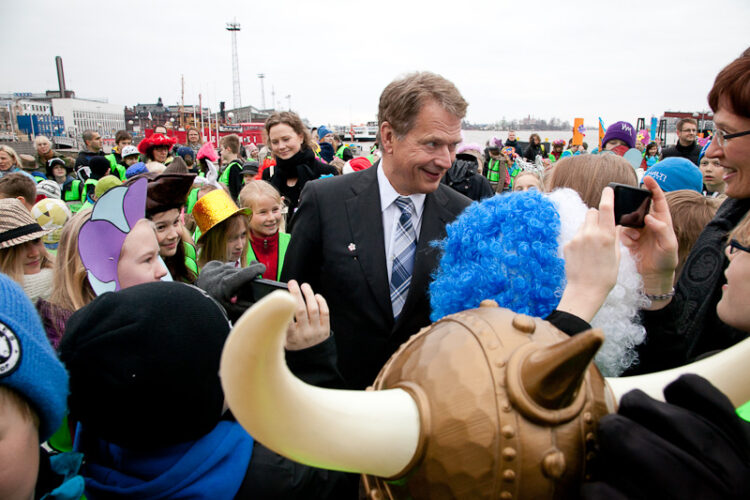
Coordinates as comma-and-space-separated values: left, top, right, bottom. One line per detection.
220, 292, 750, 499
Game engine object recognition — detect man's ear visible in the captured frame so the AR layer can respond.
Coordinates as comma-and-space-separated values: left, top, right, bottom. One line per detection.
380, 122, 395, 155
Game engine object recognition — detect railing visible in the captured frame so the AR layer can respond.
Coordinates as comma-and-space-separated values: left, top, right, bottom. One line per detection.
53, 136, 77, 148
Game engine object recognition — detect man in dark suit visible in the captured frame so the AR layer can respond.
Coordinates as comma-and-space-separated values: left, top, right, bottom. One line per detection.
282, 72, 472, 389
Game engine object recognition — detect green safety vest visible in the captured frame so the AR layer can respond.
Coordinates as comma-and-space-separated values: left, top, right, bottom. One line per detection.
186, 187, 199, 214
105, 154, 128, 181
83, 178, 98, 203
738, 400, 750, 423
184, 241, 199, 279
62, 179, 83, 212
486, 158, 502, 183
219, 160, 242, 188
335, 145, 347, 159
246, 232, 290, 281
48, 415, 73, 453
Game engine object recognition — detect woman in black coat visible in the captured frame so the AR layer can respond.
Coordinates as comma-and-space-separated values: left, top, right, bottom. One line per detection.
523, 133, 546, 162
262, 112, 338, 227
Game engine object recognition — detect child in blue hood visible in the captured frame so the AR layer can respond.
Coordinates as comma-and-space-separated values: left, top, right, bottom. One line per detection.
60, 279, 349, 499
0, 273, 84, 500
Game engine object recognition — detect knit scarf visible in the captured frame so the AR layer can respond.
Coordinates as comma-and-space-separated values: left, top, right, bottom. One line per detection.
81, 421, 253, 500
23, 268, 53, 302
271, 148, 319, 187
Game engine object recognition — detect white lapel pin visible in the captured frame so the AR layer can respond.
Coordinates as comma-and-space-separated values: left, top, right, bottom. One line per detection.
348, 243, 356, 252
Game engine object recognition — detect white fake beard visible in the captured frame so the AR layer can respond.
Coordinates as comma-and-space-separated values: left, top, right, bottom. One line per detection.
547, 188, 649, 376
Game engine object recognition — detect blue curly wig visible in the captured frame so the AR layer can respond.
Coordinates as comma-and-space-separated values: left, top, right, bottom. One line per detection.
429, 190, 565, 322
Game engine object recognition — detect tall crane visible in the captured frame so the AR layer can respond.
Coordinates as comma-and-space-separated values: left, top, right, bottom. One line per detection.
226, 20, 242, 110
180, 75, 185, 129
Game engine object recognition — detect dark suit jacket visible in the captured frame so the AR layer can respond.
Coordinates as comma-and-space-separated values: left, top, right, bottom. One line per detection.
281, 164, 471, 389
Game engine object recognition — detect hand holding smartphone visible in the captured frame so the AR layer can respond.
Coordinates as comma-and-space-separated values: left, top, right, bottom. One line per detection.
608, 182, 652, 228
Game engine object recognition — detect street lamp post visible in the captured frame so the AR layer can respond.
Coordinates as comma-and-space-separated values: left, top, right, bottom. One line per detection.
258, 74, 266, 110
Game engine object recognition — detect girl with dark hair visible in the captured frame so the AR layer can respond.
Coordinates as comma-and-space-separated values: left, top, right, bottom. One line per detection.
262, 112, 338, 225
641, 142, 659, 170
143, 173, 200, 283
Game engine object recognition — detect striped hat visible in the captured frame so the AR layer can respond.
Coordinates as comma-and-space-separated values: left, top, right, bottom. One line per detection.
0, 198, 52, 249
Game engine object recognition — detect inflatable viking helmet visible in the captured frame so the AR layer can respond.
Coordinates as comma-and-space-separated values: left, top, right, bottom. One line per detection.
220, 292, 750, 499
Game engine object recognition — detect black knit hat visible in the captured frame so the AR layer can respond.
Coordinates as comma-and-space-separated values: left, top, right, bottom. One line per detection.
45, 157, 71, 177
88, 156, 111, 180
59, 281, 230, 450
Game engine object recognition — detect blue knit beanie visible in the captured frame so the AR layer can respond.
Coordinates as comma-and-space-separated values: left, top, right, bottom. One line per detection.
125, 161, 149, 179
317, 125, 333, 141
177, 146, 194, 159
602, 121, 637, 149
0, 273, 68, 441
642, 157, 704, 193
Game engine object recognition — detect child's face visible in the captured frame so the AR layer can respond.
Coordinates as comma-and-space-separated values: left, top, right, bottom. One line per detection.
225, 216, 247, 263
243, 174, 255, 184
52, 165, 67, 180
604, 139, 627, 151
117, 219, 168, 288
513, 174, 543, 192
124, 155, 139, 167
22, 239, 44, 275
0, 393, 40, 500
249, 195, 282, 237
700, 156, 725, 191
151, 208, 182, 258
647, 146, 658, 156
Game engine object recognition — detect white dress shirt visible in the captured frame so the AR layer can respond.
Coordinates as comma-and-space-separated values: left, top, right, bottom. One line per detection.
377, 162, 426, 279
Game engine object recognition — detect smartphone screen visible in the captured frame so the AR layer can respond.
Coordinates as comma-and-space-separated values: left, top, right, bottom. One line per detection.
609, 183, 652, 228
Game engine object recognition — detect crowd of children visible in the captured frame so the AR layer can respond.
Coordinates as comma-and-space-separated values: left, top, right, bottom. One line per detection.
0, 50, 749, 498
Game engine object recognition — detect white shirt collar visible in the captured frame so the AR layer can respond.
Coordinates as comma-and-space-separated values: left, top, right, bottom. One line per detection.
376, 160, 426, 218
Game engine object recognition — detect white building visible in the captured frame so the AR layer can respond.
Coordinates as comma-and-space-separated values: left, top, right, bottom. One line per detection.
15, 100, 52, 116
51, 98, 125, 138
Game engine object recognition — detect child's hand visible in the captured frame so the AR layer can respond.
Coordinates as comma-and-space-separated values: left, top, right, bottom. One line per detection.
285, 280, 331, 351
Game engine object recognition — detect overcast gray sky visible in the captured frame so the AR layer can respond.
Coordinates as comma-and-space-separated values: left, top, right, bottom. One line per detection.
2, 0, 749, 129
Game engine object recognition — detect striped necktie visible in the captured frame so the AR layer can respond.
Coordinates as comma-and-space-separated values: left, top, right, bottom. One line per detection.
390, 196, 417, 319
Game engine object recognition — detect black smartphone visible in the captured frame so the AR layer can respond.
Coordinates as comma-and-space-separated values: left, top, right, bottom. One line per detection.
250, 278, 288, 300
608, 182, 652, 228
235, 277, 289, 303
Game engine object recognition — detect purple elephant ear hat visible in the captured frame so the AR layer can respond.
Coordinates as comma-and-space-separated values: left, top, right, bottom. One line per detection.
78, 177, 171, 295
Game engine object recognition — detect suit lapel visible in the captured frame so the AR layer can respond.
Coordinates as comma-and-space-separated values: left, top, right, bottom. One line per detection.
345, 166, 393, 321
394, 187, 453, 330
